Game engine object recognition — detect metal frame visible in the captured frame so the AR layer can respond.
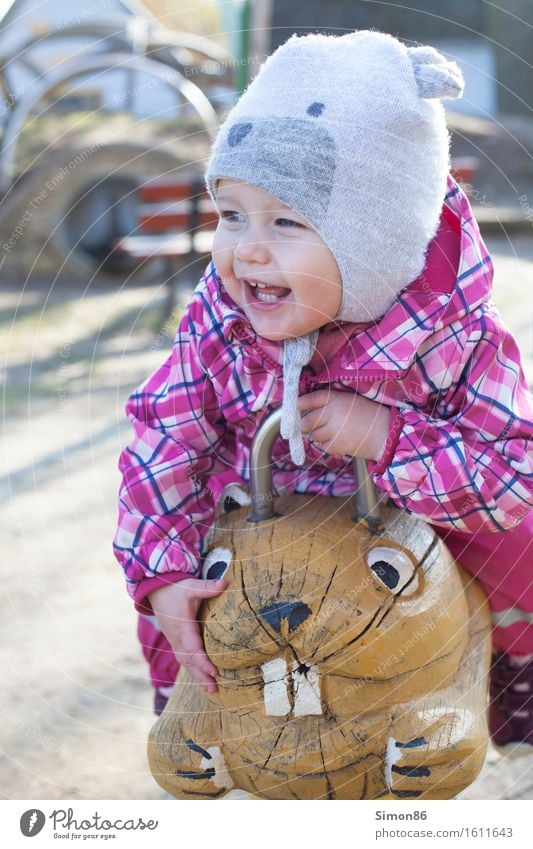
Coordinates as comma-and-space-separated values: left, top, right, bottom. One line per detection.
0, 16, 231, 189
0, 51, 219, 190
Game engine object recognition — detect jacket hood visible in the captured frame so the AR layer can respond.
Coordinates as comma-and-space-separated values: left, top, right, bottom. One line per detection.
207, 177, 493, 379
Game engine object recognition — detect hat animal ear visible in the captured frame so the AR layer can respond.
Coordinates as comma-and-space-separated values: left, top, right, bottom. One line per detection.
407, 45, 464, 100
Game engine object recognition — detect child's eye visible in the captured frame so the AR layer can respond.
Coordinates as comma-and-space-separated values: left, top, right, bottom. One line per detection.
219, 210, 244, 223
275, 217, 304, 228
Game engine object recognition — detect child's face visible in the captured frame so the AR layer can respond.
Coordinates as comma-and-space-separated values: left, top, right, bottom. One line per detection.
212, 179, 342, 341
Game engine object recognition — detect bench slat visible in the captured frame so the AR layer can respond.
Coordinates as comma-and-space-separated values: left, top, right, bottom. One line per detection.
119, 178, 217, 268
140, 179, 211, 204
138, 200, 218, 233
115, 231, 214, 259
139, 214, 217, 232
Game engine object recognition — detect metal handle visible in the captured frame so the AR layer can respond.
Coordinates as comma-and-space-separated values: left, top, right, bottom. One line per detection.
248, 408, 282, 522
352, 457, 383, 533
248, 407, 383, 529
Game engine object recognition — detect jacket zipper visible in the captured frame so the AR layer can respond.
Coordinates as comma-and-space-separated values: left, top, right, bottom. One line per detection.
232, 323, 404, 387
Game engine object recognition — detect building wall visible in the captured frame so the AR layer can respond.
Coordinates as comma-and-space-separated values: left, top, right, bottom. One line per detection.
270, 0, 530, 116
486, 0, 533, 115
270, 0, 487, 47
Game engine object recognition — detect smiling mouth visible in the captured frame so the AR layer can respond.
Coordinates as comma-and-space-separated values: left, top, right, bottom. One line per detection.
244, 279, 291, 303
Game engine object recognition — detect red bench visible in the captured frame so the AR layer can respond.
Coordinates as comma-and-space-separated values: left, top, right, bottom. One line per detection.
450, 156, 479, 186
115, 176, 218, 309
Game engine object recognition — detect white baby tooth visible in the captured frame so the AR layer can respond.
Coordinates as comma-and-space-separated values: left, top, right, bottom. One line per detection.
257, 292, 279, 302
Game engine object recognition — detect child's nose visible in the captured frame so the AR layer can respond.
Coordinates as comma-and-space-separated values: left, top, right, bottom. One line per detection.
234, 232, 270, 264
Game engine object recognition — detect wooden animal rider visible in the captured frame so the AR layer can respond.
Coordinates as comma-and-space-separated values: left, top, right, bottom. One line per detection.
148, 409, 491, 800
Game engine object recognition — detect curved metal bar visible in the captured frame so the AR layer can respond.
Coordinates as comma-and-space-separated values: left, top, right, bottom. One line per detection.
0, 52, 219, 190
146, 27, 234, 65
248, 408, 282, 522
0, 20, 233, 72
248, 407, 383, 527
0, 28, 229, 134
353, 457, 383, 532
0, 19, 138, 68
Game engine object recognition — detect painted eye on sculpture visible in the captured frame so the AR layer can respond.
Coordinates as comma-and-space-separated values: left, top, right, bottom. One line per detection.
202, 547, 233, 581
367, 547, 418, 596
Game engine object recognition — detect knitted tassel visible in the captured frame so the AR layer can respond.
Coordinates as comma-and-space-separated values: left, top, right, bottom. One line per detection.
281, 331, 318, 465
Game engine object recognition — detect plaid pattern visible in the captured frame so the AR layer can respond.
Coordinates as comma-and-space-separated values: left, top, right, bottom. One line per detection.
114, 178, 532, 610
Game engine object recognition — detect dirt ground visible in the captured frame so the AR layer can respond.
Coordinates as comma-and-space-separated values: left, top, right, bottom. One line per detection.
1, 232, 532, 800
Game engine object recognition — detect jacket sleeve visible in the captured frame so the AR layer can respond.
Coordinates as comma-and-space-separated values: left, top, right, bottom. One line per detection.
368, 307, 533, 533
113, 295, 230, 613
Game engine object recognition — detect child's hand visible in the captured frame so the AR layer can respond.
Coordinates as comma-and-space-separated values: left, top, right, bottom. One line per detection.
148, 578, 227, 693
299, 390, 390, 460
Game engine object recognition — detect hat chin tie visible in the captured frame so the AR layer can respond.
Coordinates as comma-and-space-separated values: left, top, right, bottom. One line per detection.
281, 331, 319, 465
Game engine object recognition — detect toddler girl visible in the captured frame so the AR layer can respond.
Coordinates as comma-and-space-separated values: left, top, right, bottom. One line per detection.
114, 31, 533, 752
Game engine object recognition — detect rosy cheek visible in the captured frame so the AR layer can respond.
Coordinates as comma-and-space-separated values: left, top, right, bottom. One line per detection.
212, 249, 233, 284
212, 230, 226, 258
218, 272, 243, 306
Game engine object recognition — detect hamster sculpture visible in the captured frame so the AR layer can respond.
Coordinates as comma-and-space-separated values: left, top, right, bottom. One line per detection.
148, 488, 490, 800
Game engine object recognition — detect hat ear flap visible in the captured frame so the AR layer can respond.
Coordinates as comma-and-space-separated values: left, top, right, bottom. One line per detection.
407, 45, 464, 100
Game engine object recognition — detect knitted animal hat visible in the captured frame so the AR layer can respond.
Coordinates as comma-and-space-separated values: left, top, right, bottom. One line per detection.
205, 30, 464, 463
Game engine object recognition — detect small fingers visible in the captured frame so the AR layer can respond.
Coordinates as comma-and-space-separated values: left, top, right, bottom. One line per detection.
298, 390, 332, 414
306, 432, 333, 452
176, 630, 220, 689
181, 577, 228, 598
178, 650, 220, 692
192, 658, 219, 692
300, 407, 329, 436
183, 659, 219, 693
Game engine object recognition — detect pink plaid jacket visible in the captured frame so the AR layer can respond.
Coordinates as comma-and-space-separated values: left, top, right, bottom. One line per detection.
114, 179, 533, 612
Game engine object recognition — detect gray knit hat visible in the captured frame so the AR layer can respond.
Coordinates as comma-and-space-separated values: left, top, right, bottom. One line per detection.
205, 30, 464, 463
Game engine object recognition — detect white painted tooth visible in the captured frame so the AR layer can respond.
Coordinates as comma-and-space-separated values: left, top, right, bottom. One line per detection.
385, 736, 402, 791
261, 658, 290, 716
200, 747, 234, 790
